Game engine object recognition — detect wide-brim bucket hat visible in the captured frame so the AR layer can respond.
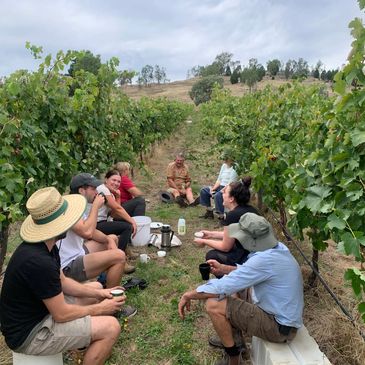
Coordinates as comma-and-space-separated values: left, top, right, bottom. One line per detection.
228, 213, 278, 252
158, 190, 174, 204
20, 187, 86, 243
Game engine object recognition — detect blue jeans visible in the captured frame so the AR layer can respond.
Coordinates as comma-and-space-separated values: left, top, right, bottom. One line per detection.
199, 185, 224, 214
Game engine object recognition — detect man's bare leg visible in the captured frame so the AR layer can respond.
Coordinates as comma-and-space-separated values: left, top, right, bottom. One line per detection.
206, 298, 241, 365
83, 316, 120, 365
83, 250, 125, 288
169, 188, 180, 198
185, 187, 195, 204
206, 298, 234, 347
85, 235, 118, 253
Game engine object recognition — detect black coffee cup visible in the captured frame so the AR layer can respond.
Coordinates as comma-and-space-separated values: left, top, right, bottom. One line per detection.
199, 263, 210, 280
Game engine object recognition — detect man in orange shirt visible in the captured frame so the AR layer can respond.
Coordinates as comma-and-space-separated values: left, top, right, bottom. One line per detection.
166, 153, 199, 207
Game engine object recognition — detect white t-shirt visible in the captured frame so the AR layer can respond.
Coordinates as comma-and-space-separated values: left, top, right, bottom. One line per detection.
217, 163, 238, 186
96, 184, 113, 222
56, 213, 87, 268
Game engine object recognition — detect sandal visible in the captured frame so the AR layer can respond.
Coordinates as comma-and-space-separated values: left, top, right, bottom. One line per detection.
123, 277, 148, 290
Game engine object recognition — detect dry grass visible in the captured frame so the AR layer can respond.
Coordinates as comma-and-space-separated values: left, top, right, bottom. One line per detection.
121, 76, 329, 103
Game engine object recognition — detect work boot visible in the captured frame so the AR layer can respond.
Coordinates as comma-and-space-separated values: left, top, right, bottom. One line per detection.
176, 196, 188, 208
189, 196, 200, 207
208, 329, 245, 349
124, 263, 136, 274
214, 353, 243, 365
114, 305, 137, 319
125, 246, 139, 260
199, 209, 214, 219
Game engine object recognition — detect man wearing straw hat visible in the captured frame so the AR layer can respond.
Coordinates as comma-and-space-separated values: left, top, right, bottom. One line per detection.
0, 187, 125, 364
178, 213, 303, 365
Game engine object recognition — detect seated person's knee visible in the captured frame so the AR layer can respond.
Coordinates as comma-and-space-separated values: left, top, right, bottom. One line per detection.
205, 297, 219, 314
206, 250, 219, 261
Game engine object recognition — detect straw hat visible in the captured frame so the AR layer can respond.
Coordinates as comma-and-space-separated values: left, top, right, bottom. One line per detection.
20, 187, 87, 243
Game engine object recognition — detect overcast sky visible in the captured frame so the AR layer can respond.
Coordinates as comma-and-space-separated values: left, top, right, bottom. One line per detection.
1, 0, 364, 81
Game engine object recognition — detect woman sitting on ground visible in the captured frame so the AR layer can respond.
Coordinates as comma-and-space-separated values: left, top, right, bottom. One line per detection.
114, 161, 146, 217
95, 170, 137, 251
194, 176, 259, 277
199, 150, 238, 219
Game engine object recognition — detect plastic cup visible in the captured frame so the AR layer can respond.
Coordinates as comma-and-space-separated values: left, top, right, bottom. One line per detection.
199, 263, 210, 280
110, 289, 124, 297
140, 254, 151, 263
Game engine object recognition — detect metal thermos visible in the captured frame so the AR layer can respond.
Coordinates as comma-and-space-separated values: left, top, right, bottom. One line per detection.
161, 224, 174, 250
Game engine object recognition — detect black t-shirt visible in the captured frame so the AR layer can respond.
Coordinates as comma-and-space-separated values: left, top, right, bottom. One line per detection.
0, 242, 62, 350
223, 204, 260, 251
222, 204, 259, 226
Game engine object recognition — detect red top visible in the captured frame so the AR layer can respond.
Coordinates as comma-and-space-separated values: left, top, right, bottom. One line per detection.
119, 175, 135, 203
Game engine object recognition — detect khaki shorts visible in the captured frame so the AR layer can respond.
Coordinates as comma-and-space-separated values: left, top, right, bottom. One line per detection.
226, 292, 297, 343
17, 314, 92, 355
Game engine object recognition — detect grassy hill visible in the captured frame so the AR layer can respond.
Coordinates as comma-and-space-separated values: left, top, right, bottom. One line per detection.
122, 76, 328, 103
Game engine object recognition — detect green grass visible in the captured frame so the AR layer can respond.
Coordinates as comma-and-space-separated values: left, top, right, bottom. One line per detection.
104, 117, 225, 365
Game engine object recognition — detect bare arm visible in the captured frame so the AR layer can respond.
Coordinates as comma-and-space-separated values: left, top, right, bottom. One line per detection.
201, 230, 224, 239
43, 292, 124, 322
178, 289, 218, 319
211, 181, 221, 192
194, 227, 235, 252
106, 195, 133, 224
127, 186, 143, 197
43, 271, 125, 322
72, 194, 105, 239
167, 177, 179, 190
61, 270, 110, 298
207, 259, 237, 277
106, 195, 137, 236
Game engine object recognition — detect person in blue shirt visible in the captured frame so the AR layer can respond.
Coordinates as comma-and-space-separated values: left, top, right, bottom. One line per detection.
178, 213, 304, 365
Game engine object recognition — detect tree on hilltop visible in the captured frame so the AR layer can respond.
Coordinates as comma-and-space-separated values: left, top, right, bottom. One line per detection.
140, 65, 154, 86
267, 59, 281, 78
154, 65, 168, 84
240, 58, 265, 91
214, 52, 233, 75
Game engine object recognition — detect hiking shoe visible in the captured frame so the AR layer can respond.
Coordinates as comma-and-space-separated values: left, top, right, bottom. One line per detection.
189, 197, 200, 207
124, 263, 136, 274
208, 334, 244, 349
176, 196, 188, 208
199, 209, 214, 219
125, 246, 139, 260
115, 305, 137, 319
214, 353, 244, 365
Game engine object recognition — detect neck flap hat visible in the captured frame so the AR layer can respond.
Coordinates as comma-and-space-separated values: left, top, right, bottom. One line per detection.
20, 187, 86, 243
228, 213, 278, 252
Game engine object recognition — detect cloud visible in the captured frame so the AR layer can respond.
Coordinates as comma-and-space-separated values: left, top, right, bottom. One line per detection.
0, 0, 363, 80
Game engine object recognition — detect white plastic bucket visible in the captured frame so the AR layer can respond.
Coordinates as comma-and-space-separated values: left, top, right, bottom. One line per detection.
131, 216, 152, 246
